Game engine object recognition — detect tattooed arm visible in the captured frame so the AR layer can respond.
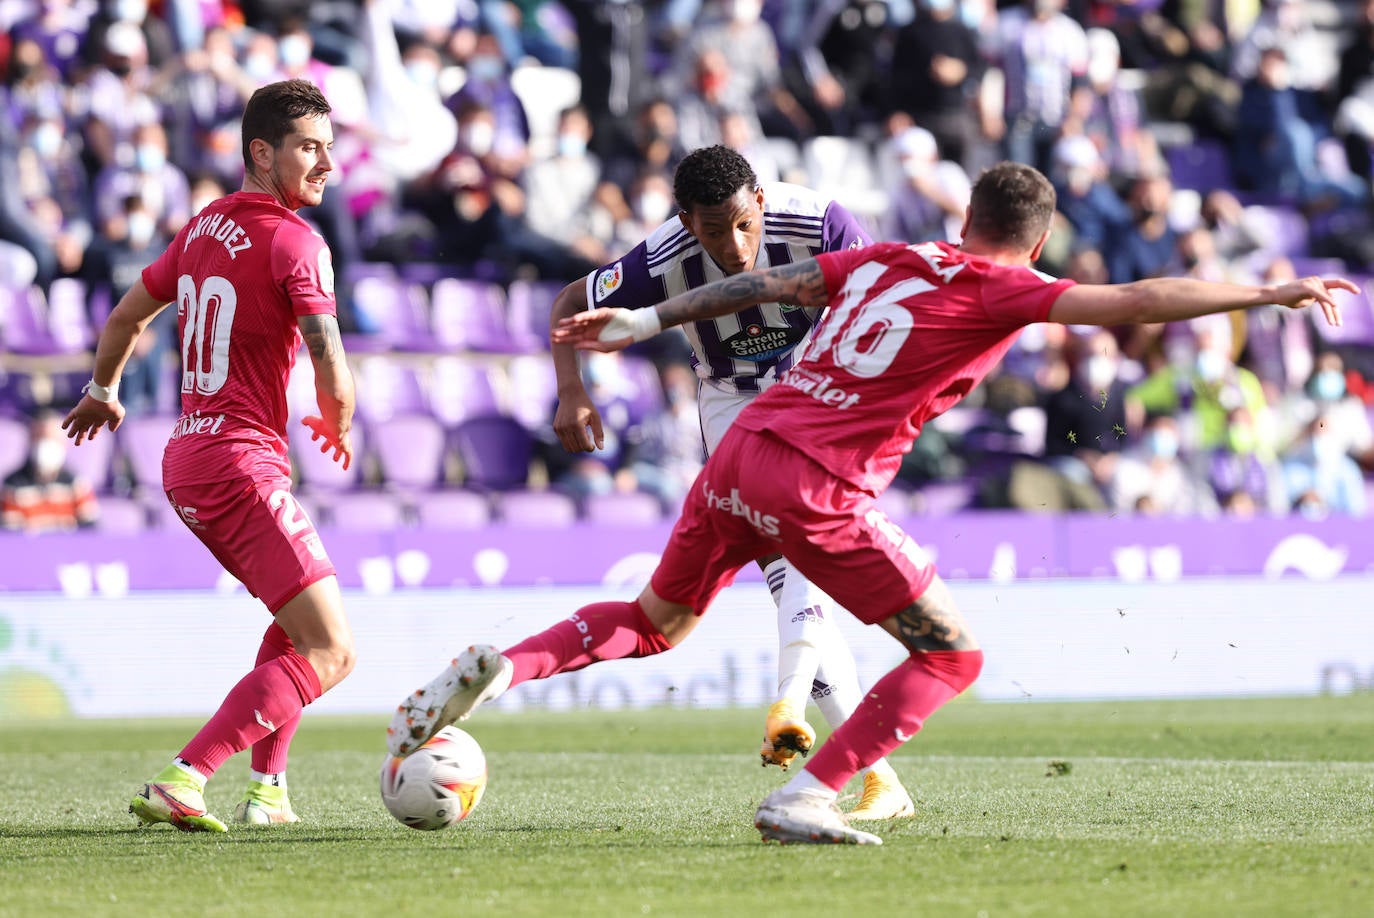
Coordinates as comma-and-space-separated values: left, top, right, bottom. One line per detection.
298, 312, 356, 469
551, 259, 831, 352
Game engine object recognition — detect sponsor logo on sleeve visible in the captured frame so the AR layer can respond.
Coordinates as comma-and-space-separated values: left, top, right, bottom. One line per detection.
594, 262, 623, 302
317, 247, 335, 295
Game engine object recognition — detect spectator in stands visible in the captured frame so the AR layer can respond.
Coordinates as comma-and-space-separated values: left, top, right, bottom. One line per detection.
1128, 319, 1276, 456
1108, 173, 1176, 284
149, 24, 257, 184
79, 20, 160, 171
1041, 328, 1134, 499
1108, 413, 1219, 516
1207, 403, 1289, 516
91, 121, 191, 239
882, 123, 971, 244
82, 0, 176, 73
1, 408, 99, 533
10, 0, 92, 82
885, 0, 984, 170
444, 29, 532, 166
83, 193, 175, 415
1050, 133, 1131, 258
5, 106, 92, 288
1067, 28, 1162, 183
1334, 0, 1374, 183
602, 167, 677, 255
1231, 0, 1327, 93
524, 103, 606, 266
982, 0, 1088, 174
600, 96, 687, 192
1234, 47, 1368, 211
774, 0, 886, 139
1135, 1, 1239, 140
1281, 413, 1368, 518
479, 0, 578, 71
3, 36, 68, 132
564, 0, 655, 161
1279, 351, 1374, 469
673, 45, 766, 152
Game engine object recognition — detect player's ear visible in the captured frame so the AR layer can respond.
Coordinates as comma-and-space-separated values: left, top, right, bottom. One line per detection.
677, 207, 692, 235
1027, 227, 1052, 263
754, 186, 765, 211
958, 206, 972, 242
248, 137, 274, 173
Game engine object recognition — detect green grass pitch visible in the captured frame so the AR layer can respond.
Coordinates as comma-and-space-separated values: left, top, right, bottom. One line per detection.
2, 695, 1372, 917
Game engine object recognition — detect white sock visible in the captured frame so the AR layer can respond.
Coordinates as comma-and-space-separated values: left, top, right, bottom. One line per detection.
250, 770, 286, 788
173, 757, 207, 785
783, 769, 835, 801
770, 559, 824, 711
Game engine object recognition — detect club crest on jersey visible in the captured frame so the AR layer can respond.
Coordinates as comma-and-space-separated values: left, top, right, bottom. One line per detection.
594, 262, 623, 302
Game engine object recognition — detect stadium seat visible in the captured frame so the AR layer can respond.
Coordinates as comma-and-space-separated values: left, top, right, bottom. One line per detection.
1166, 140, 1234, 193
63, 422, 117, 492
292, 420, 366, 492
1244, 205, 1309, 258
582, 490, 664, 525
347, 275, 434, 352
351, 355, 430, 427
411, 488, 492, 529
93, 496, 148, 534
510, 65, 581, 158
431, 278, 533, 354
504, 353, 558, 430
116, 415, 178, 491
1312, 277, 1374, 347
506, 278, 564, 351
913, 480, 977, 516
371, 413, 448, 491
326, 491, 407, 531
496, 488, 578, 527
426, 356, 506, 429
45, 277, 95, 353
452, 415, 535, 491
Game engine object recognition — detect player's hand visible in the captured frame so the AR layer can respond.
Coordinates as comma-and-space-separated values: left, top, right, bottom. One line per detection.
302, 416, 353, 470
552, 307, 661, 352
62, 396, 125, 445
1270, 276, 1360, 327
553, 389, 605, 453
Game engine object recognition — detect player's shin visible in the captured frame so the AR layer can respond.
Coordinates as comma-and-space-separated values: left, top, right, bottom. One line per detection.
802, 650, 984, 791
504, 600, 673, 685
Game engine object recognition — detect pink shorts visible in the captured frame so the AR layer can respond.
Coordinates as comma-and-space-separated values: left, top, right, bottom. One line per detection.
165, 474, 335, 613
651, 429, 936, 625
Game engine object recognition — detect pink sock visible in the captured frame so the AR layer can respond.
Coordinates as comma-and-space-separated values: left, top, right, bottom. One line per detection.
179, 651, 323, 778
249, 623, 302, 775
504, 600, 673, 686
804, 650, 984, 792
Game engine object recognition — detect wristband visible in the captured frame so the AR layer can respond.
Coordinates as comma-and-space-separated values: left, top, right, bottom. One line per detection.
596, 307, 663, 343
83, 379, 119, 403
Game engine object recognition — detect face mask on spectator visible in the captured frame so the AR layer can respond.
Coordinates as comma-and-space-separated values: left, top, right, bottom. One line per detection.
245, 53, 276, 81
1146, 429, 1179, 460
31, 123, 62, 158
557, 133, 587, 158
1312, 370, 1346, 401
279, 35, 311, 69
1195, 349, 1226, 383
729, 0, 763, 23
461, 122, 494, 156
635, 191, 672, 223
114, 0, 147, 22
126, 211, 155, 247
406, 61, 439, 90
467, 55, 504, 82
32, 439, 65, 478
1078, 354, 1116, 391
135, 144, 164, 172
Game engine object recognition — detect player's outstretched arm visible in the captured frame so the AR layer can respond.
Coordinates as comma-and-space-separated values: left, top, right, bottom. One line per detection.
62, 279, 170, 444
549, 279, 606, 453
299, 313, 355, 470
1048, 275, 1357, 328
553, 259, 830, 352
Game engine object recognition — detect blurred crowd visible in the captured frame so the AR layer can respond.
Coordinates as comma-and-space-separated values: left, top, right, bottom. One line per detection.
4, 0, 1374, 533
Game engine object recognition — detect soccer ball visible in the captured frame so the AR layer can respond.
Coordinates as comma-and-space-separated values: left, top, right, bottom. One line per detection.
379, 726, 487, 830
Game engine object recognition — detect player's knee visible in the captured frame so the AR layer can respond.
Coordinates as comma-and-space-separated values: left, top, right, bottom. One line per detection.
312, 638, 356, 692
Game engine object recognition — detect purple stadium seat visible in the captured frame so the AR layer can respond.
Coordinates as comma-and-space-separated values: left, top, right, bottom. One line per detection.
93, 496, 148, 533
371, 414, 448, 490
430, 278, 530, 354
497, 488, 578, 526
617, 355, 667, 424
873, 486, 914, 520
452, 415, 534, 491
346, 275, 434, 352
144, 491, 187, 530
582, 490, 664, 525
426, 356, 506, 428
505, 354, 558, 430
913, 480, 977, 516
412, 488, 492, 529
64, 423, 117, 492
1287, 257, 1346, 278
352, 355, 429, 426
505, 278, 564, 350
326, 491, 407, 531
1244, 205, 1309, 258
45, 277, 95, 353
116, 415, 178, 491
1, 286, 70, 355
0, 415, 27, 479
292, 421, 366, 492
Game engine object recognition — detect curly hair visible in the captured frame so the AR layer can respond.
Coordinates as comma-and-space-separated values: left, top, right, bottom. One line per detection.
966, 162, 1057, 252
672, 145, 759, 214
241, 78, 332, 173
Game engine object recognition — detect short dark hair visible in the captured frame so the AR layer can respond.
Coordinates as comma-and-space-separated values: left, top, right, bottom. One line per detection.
966, 162, 1057, 252
672, 145, 759, 213
240, 78, 331, 172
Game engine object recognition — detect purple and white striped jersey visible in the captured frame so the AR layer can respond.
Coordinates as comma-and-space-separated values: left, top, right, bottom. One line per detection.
583, 182, 871, 395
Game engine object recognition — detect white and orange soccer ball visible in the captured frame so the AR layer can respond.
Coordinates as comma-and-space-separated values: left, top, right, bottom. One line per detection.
379, 726, 487, 830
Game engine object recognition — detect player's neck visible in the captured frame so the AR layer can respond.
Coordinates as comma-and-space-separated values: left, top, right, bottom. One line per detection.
241, 172, 295, 211
957, 240, 1033, 267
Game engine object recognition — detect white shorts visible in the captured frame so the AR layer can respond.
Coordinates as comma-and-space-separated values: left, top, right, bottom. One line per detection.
698, 384, 764, 454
